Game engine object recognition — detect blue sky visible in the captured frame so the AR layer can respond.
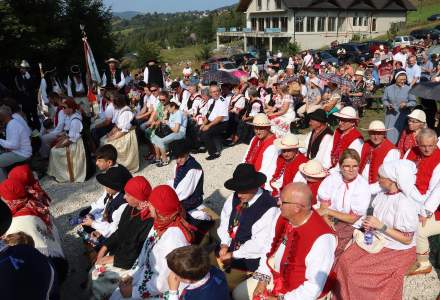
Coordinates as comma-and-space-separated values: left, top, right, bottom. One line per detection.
104, 0, 239, 12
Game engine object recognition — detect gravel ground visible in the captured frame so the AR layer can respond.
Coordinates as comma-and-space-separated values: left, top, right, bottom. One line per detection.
41, 144, 440, 300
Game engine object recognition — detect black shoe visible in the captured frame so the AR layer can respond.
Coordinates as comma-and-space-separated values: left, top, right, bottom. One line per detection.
206, 153, 220, 160
198, 147, 207, 153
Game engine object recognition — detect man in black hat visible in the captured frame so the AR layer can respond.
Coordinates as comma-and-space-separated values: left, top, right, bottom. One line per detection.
216, 163, 278, 288
67, 65, 89, 113
0, 199, 60, 300
79, 161, 132, 239
101, 58, 125, 91
303, 109, 333, 169
143, 59, 164, 88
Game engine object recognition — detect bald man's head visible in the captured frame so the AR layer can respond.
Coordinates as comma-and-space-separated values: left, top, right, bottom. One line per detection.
281, 182, 312, 210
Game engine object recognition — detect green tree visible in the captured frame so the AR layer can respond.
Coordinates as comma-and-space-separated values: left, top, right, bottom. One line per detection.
196, 44, 213, 61
135, 41, 162, 68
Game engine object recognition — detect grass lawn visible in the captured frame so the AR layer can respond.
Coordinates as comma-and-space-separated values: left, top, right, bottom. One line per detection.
408, 0, 440, 25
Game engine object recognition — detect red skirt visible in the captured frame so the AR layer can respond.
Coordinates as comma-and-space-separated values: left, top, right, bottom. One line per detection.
334, 222, 355, 263
332, 244, 415, 300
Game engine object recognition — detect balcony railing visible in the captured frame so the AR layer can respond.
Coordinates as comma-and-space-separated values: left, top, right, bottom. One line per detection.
217, 27, 288, 34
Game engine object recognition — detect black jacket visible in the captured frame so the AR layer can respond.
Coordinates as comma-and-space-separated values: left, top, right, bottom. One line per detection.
104, 206, 153, 269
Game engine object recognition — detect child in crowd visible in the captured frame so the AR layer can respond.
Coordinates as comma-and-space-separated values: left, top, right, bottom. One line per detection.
165, 245, 230, 300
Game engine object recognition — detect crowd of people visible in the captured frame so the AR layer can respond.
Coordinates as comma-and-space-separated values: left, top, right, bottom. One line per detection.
1, 38, 440, 300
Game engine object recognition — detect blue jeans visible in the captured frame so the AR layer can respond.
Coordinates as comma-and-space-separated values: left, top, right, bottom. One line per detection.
151, 131, 185, 151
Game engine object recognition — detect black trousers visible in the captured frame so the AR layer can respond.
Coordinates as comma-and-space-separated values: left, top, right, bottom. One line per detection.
200, 121, 228, 155
22, 105, 41, 130
91, 124, 112, 148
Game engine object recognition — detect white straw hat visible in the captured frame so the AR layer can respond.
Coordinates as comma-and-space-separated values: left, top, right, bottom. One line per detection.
249, 113, 271, 127
105, 58, 120, 64
274, 133, 300, 150
19, 60, 30, 68
333, 106, 359, 120
299, 160, 328, 178
363, 120, 390, 132
407, 109, 426, 123
355, 70, 365, 77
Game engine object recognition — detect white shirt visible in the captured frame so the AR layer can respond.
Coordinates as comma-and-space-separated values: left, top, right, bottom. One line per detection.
117, 227, 190, 299
369, 192, 418, 250
243, 137, 279, 190
217, 189, 279, 259
406, 64, 421, 84
176, 90, 191, 112
89, 192, 128, 238
12, 113, 31, 137
40, 78, 63, 104
101, 71, 125, 89
98, 102, 114, 121
318, 172, 371, 218
0, 118, 32, 158
304, 53, 314, 67
255, 213, 337, 300
112, 106, 133, 132
361, 148, 401, 195
403, 150, 440, 213
302, 131, 333, 169
65, 112, 83, 143
207, 97, 229, 122
66, 75, 85, 97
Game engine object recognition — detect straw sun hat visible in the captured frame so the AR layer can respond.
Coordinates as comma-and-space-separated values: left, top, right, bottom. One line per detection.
333, 106, 359, 120
249, 113, 271, 127
361, 120, 391, 132
299, 160, 328, 178
274, 133, 300, 150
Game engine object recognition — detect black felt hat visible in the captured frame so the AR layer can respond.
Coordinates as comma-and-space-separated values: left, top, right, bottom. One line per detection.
96, 167, 132, 192
307, 108, 328, 124
224, 163, 266, 192
0, 200, 12, 236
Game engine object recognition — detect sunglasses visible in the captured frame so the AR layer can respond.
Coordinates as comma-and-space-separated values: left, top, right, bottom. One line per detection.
150, 89, 158, 92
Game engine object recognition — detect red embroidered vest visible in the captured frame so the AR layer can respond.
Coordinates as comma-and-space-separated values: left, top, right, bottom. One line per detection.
245, 135, 276, 171
267, 211, 335, 297
307, 180, 323, 206
270, 154, 308, 197
397, 129, 417, 157
330, 128, 363, 167
407, 147, 440, 195
359, 139, 396, 184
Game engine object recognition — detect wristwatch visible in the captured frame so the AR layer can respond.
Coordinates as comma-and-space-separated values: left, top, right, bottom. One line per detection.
379, 224, 388, 233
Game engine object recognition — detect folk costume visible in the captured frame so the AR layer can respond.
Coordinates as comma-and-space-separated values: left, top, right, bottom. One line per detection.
303, 109, 333, 169
317, 171, 371, 261
217, 164, 278, 282
298, 160, 328, 206
269, 134, 308, 197
143, 59, 164, 88
243, 114, 279, 190
234, 211, 336, 300
334, 160, 419, 300
404, 145, 440, 274
109, 185, 193, 300
47, 102, 86, 183
101, 58, 126, 91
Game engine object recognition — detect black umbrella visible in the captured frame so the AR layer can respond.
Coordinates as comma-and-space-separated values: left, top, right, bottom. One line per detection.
201, 70, 240, 86
410, 82, 440, 100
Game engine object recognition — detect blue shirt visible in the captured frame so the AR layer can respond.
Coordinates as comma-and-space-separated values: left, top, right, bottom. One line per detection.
168, 110, 187, 134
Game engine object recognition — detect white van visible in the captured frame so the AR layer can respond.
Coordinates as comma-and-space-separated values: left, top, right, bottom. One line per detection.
392, 36, 415, 47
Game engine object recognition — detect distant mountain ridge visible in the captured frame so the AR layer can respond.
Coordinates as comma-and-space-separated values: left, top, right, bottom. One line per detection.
113, 11, 143, 20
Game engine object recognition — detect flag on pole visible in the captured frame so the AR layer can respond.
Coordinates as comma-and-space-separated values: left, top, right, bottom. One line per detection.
83, 37, 101, 85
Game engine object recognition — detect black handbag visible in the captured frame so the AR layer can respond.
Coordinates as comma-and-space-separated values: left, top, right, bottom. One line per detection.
155, 123, 173, 138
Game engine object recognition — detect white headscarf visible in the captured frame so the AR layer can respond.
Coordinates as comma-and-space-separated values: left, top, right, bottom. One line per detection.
378, 159, 417, 197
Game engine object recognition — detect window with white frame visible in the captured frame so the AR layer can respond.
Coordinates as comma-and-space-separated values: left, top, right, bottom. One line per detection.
372, 18, 377, 31
364, 17, 368, 26
317, 17, 325, 32
295, 16, 305, 32
328, 17, 336, 31
258, 18, 264, 31
307, 17, 315, 32
257, 0, 262, 10
281, 17, 288, 32
266, 17, 271, 28
338, 17, 345, 31
273, 17, 279, 28
275, 0, 282, 9
358, 17, 363, 26
353, 17, 357, 26
251, 18, 257, 31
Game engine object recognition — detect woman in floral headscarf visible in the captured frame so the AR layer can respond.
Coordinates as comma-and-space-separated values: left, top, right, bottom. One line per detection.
110, 185, 194, 300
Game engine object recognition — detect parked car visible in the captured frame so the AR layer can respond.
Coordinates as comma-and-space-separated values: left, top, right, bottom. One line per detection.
410, 29, 439, 40
207, 61, 238, 72
205, 57, 229, 64
311, 50, 339, 65
364, 40, 392, 54
392, 35, 413, 47
329, 43, 371, 63
229, 53, 256, 66
428, 14, 440, 21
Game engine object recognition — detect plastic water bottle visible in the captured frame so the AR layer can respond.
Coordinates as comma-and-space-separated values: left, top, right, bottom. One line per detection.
364, 230, 373, 245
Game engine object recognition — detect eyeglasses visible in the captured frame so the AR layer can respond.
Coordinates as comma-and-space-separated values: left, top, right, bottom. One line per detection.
150, 89, 158, 92
408, 119, 422, 124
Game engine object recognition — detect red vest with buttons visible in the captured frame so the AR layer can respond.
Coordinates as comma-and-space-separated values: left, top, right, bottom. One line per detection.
359, 139, 396, 184
266, 211, 335, 298
245, 135, 276, 171
407, 147, 440, 219
330, 127, 364, 167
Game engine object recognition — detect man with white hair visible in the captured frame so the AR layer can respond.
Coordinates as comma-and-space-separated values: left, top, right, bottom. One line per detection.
406, 55, 421, 87
404, 128, 440, 275
0, 105, 32, 181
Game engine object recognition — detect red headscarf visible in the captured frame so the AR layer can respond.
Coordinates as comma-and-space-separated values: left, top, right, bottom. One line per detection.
148, 185, 194, 243
124, 176, 152, 221
0, 177, 52, 229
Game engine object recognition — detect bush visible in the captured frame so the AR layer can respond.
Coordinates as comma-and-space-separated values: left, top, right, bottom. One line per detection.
196, 44, 213, 61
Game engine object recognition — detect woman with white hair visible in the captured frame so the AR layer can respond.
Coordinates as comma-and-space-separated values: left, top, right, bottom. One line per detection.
383, 71, 417, 144
333, 159, 419, 300
397, 109, 426, 156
